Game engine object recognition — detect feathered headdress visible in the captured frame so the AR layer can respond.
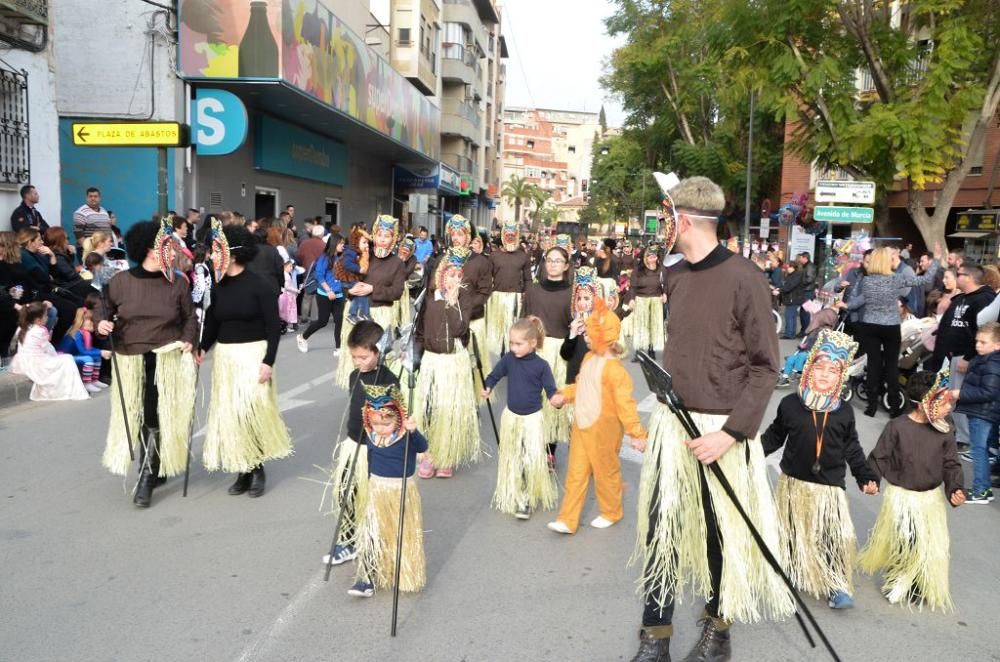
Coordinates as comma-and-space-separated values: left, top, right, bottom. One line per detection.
154, 217, 178, 282
209, 217, 230, 282
371, 214, 399, 258
446, 214, 471, 241
798, 329, 859, 412
361, 383, 407, 446
921, 363, 953, 433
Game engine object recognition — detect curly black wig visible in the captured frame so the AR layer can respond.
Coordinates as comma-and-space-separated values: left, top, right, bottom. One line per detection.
124, 221, 160, 264
222, 224, 259, 266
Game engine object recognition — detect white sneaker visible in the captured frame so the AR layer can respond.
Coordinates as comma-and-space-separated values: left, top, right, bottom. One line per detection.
84, 383, 102, 394
93, 381, 110, 389
296, 334, 308, 353
590, 516, 616, 529
547, 521, 572, 534
333, 348, 340, 357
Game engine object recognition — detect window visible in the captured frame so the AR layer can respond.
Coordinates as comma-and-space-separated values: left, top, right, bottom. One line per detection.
398, 27, 411, 44
568, 146, 576, 154
527, 139, 535, 149
0, 65, 29, 186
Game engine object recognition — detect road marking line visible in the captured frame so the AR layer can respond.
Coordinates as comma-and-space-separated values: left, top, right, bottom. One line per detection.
234, 572, 326, 662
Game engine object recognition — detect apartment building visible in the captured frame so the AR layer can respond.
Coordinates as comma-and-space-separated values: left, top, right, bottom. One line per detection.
500, 107, 602, 227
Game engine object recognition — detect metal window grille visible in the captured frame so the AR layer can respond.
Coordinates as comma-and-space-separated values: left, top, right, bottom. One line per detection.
0, 64, 29, 185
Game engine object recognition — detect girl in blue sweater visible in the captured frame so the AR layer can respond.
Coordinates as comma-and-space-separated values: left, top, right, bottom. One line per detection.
482, 316, 559, 520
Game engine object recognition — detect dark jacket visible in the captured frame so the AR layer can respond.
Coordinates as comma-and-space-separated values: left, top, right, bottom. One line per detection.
779, 268, 806, 306
247, 241, 284, 296
954, 350, 1000, 423
933, 286, 997, 362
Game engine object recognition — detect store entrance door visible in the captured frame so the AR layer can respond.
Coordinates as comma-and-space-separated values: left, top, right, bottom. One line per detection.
324, 198, 340, 229
255, 187, 279, 219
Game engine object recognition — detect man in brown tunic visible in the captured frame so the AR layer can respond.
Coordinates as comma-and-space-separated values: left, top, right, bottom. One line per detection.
487, 221, 533, 354
630, 177, 791, 662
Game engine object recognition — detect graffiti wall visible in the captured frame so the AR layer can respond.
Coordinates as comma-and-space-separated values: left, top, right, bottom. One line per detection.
179, 0, 440, 158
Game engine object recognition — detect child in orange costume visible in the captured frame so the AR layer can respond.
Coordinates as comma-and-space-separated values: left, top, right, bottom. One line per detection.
548, 298, 647, 534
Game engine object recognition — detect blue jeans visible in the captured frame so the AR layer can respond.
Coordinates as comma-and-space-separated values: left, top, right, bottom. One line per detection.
348, 295, 370, 319
783, 304, 799, 338
968, 416, 998, 493
782, 351, 808, 376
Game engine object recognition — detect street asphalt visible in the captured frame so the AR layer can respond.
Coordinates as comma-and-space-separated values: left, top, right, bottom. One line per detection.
1, 332, 997, 662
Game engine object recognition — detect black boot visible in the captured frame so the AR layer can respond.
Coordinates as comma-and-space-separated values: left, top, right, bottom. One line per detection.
248, 465, 266, 498
681, 614, 731, 662
632, 352, 642, 363
648, 347, 656, 360
630, 626, 672, 662
863, 401, 878, 417
228, 472, 253, 495
134, 428, 161, 508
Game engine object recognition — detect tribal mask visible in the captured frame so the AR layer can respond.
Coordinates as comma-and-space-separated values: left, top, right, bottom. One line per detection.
154, 218, 179, 282
447, 214, 472, 248
362, 383, 407, 446
555, 234, 572, 251
435, 246, 471, 307
398, 237, 415, 262
659, 192, 678, 255
798, 329, 858, 412
572, 267, 599, 318
921, 364, 953, 433
371, 214, 399, 258
209, 217, 231, 282
501, 221, 520, 251
471, 234, 484, 254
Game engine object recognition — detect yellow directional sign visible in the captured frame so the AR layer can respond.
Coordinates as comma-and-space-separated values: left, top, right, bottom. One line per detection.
72, 122, 189, 147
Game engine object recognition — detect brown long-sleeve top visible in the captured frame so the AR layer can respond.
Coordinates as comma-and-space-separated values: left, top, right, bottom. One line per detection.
522, 279, 573, 340
401, 255, 418, 278
490, 249, 532, 293
416, 289, 471, 354
98, 266, 197, 355
363, 254, 406, 308
663, 245, 779, 440
628, 266, 668, 298
426, 252, 493, 319
868, 415, 964, 498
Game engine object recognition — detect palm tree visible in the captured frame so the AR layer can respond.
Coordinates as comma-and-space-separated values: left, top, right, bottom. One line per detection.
528, 188, 552, 234
501, 175, 536, 228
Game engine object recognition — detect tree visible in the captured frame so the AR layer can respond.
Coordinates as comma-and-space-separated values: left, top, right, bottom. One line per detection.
501, 175, 537, 227
726, 0, 1000, 249
599, 104, 608, 134
528, 188, 553, 233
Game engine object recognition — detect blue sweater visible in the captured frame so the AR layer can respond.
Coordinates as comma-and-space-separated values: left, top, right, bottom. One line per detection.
313, 254, 343, 298
366, 429, 429, 478
485, 351, 557, 415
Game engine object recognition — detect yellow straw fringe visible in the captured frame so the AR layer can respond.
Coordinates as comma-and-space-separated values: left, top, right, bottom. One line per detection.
633, 406, 795, 624
858, 483, 953, 611
356, 475, 426, 592
328, 437, 370, 547
537, 339, 569, 444
775, 474, 857, 599
470, 317, 488, 402
629, 296, 666, 354
413, 348, 482, 468
334, 318, 356, 390
396, 287, 412, 328
102, 350, 196, 477
202, 341, 292, 473
486, 291, 521, 356
493, 409, 557, 514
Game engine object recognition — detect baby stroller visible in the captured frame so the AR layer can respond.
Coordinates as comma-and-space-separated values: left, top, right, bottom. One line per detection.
777, 308, 861, 402
852, 316, 935, 410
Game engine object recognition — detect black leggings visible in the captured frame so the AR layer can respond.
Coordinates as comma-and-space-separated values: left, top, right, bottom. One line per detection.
143, 352, 160, 429
303, 294, 345, 344
642, 462, 724, 626
857, 322, 901, 406
0, 296, 17, 358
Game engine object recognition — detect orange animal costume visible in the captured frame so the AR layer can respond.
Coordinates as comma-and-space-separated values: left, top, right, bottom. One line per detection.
554, 299, 646, 532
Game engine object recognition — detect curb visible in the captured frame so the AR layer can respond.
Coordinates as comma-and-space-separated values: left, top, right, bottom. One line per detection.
0, 372, 34, 409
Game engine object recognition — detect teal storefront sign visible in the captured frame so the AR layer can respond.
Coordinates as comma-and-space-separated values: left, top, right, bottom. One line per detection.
254, 115, 347, 185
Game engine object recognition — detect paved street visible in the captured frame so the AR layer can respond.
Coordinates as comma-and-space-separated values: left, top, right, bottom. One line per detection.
2, 334, 998, 662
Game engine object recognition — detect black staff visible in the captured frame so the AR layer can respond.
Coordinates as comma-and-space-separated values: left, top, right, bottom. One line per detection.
182, 313, 207, 497
470, 334, 500, 446
101, 289, 135, 463
390, 368, 417, 636
636, 352, 841, 662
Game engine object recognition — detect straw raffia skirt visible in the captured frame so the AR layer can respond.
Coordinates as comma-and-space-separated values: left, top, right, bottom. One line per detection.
632, 405, 795, 623
775, 474, 857, 599
486, 291, 521, 356
858, 483, 952, 611
103, 349, 197, 477
356, 474, 426, 592
334, 304, 397, 390
537, 338, 569, 444
394, 288, 412, 329
202, 341, 292, 473
328, 437, 369, 548
493, 410, 557, 514
629, 296, 666, 354
413, 348, 482, 468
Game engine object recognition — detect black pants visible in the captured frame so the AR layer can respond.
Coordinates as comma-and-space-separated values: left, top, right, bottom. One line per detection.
142, 352, 160, 429
642, 463, 724, 626
302, 294, 345, 345
45, 291, 80, 345
857, 322, 901, 407
0, 296, 17, 358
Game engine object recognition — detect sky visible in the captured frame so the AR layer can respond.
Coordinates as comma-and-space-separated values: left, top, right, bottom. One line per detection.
498, 0, 627, 125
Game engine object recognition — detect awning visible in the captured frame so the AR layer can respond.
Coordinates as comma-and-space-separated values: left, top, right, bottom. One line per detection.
948, 231, 994, 239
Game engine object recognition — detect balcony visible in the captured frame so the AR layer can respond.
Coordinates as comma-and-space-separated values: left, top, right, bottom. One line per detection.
442, 45, 483, 98
442, 97, 482, 145
443, 152, 475, 176
443, 0, 499, 26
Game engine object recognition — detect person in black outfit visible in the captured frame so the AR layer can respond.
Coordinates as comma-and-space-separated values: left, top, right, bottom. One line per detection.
10, 185, 49, 233
199, 225, 291, 498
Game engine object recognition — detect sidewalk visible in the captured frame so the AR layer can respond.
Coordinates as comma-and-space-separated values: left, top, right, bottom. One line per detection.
0, 371, 34, 409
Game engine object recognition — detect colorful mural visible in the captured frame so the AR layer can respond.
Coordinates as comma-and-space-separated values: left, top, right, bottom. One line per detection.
178, 0, 440, 159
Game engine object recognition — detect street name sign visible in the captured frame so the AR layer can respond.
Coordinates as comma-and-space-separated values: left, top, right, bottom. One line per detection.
815, 180, 876, 205
72, 122, 190, 147
813, 205, 874, 223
